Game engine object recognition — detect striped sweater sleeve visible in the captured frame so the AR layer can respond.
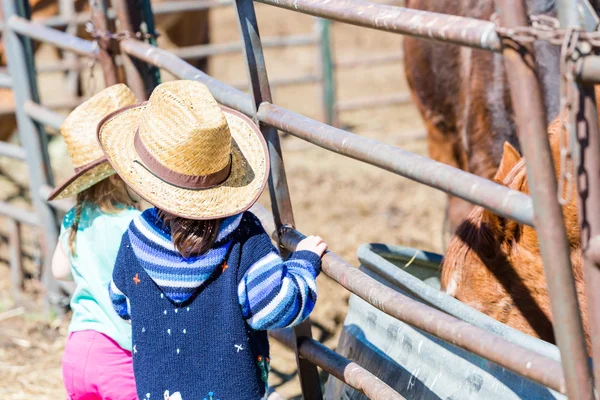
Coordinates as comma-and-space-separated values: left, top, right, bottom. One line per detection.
108, 233, 132, 321
237, 214, 322, 331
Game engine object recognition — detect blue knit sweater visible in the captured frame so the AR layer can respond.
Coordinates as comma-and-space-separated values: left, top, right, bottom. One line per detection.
109, 209, 321, 399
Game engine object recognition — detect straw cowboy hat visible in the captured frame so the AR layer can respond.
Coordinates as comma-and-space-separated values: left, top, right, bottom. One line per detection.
48, 84, 138, 200
97, 80, 269, 220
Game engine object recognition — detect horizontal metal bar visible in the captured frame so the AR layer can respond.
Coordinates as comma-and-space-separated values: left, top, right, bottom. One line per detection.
23, 101, 67, 130
169, 34, 317, 60
121, 40, 255, 116
257, 102, 534, 225
0, 202, 40, 226
230, 74, 320, 91
576, 55, 600, 84
0, 98, 83, 119
7, 16, 97, 56
125, 41, 533, 224
275, 225, 566, 394
255, 0, 502, 52
270, 328, 404, 400
40, 184, 74, 212
0, 141, 26, 160
334, 52, 404, 69
1, 0, 233, 30
336, 92, 412, 111
0, 72, 13, 88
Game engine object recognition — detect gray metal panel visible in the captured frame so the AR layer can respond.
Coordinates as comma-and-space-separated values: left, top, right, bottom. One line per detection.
325, 244, 566, 400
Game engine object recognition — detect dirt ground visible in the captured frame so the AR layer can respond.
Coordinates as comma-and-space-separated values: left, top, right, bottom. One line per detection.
0, 3, 446, 399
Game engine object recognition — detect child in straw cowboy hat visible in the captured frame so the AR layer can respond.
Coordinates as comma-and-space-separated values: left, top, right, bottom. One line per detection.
98, 80, 327, 400
49, 84, 144, 400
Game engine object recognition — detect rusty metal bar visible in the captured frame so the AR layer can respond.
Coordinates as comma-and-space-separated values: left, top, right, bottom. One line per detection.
24, 101, 66, 131
257, 102, 534, 225
0, 142, 26, 160
233, 0, 323, 398
273, 224, 567, 393
496, 0, 594, 398
113, 0, 159, 100
254, 0, 502, 52
0, 202, 40, 226
90, 0, 119, 86
587, 235, 600, 264
562, 0, 600, 393
572, 79, 600, 400
123, 41, 536, 225
7, 16, 97, 56
121, 40, 254, 115
335, 92, 412, 112
169, 34, 317, 60
577, 56, 600, 84
7, 219, 23, 302
270, 328, 404, 400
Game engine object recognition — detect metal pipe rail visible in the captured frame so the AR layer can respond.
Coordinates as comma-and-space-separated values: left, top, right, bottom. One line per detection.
0, 72, 13, 88
257, 102, 534, 225
7, 16, 97, 57
0, 141, 26, 160
270, 328, 404, 400
273, 222, 567, 394
0, 202, 40, 226
122, 39, 535, 226
24, 101, 66, 131
0, 0, 233, 29
254, 0, 502, 52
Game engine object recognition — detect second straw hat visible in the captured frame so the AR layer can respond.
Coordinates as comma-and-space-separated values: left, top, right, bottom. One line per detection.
48, 84, 138, 200
97, 80, 269, 220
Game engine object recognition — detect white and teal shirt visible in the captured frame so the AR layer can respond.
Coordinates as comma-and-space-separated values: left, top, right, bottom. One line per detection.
60, 201, 140, 351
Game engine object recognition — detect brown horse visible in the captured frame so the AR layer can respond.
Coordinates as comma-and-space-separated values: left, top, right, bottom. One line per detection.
441, 102, 590, 347
0, 0, 210, 142
403, 0, 562, 234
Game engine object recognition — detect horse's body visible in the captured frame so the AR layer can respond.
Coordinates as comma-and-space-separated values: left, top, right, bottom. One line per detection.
403, 0, 561, 233
441, 101, 591, 347
0, 0, 210, 141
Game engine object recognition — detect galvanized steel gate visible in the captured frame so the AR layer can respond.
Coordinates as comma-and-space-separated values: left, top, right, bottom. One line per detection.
2, 0, 600, 398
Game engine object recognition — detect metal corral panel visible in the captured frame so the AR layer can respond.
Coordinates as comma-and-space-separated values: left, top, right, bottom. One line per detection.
324, 244, 565, 400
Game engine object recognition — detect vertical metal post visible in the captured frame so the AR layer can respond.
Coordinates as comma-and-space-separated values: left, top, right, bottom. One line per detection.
496, 0, 595, 398
233, 0, 323, 398
316, 18, 336, 126
59, 0, 79, 97
3, 0, 60, 315
113, 0, 160, 100
561, 0, 600, 391
90, 0, 118, 86
8, 219, 23, 302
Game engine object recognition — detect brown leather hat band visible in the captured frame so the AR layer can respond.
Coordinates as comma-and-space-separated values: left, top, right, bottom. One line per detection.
133, 129, 232, 190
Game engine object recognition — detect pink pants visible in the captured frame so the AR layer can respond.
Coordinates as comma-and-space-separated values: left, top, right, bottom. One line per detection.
62, 330, 137, 400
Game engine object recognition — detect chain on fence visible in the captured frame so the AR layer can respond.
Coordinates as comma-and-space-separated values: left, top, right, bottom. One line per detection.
493, 13, 600, 204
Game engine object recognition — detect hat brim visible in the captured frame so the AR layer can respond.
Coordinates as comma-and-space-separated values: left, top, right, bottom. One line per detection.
97, 102, 270, 220
47, 158, 115, 201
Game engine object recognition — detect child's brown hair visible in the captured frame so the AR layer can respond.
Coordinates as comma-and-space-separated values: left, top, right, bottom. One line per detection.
68, 175, 135, 255
157, 209, 223, 258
